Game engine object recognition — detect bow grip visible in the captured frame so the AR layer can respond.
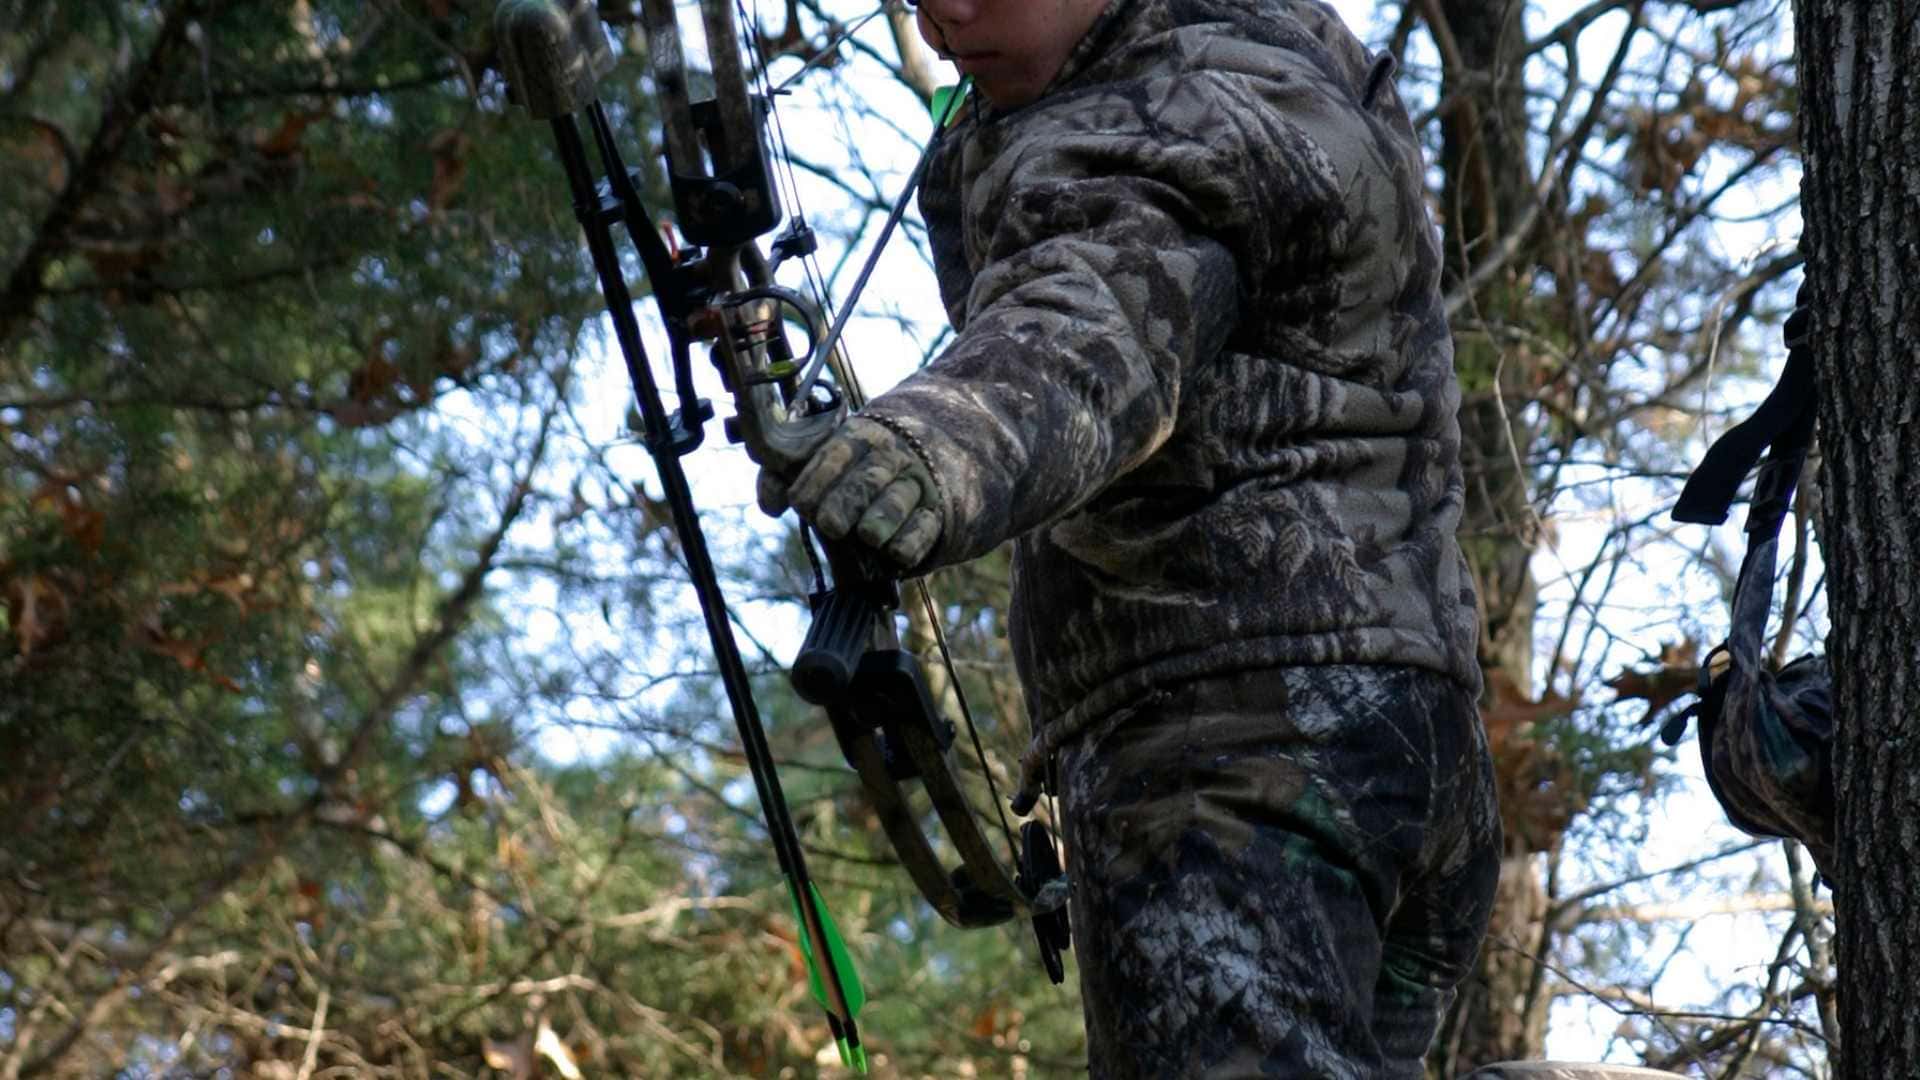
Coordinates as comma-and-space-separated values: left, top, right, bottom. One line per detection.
494, 0, 614, 120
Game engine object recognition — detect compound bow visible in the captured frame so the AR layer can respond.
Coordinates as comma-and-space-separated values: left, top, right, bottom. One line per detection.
493, 1, 1069, 1068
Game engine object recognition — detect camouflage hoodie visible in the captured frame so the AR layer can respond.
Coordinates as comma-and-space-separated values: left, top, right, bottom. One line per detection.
863, 0, 1482, 786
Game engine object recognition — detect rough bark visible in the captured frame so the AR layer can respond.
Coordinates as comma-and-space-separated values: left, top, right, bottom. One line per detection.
1434, 0, 1544, 689
1426, 0, 1555, 1072
1793, 1, 1920, 1073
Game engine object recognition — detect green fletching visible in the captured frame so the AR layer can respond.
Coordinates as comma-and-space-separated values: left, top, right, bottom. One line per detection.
930, 80, 971, 131
788, 881, 866, 1014
788, 880, 867, 1071
930, 84, 959, 121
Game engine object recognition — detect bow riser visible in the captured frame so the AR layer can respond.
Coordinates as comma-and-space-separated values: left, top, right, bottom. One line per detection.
796, 577, 1037, 927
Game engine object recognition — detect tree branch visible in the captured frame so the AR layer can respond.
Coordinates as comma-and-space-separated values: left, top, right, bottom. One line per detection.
0, 0, 220, 346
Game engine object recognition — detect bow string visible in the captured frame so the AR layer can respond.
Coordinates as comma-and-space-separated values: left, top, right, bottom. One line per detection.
493, 0, 1069, 1066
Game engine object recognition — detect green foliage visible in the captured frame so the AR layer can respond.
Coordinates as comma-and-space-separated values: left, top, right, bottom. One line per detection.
1, 3, 1077, 1075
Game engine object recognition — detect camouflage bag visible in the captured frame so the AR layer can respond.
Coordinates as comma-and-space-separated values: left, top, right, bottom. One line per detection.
1666, 286, 1837, 877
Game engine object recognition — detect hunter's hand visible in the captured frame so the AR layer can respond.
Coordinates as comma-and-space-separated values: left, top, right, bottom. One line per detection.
758, 416, 942, 571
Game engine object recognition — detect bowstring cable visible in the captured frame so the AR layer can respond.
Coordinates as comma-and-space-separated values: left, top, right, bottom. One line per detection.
751, 0, 966, 409
774, 7, 891, 95
739, 0, 872, 407
739, 0, 1022, 862
734, 0, 850, 599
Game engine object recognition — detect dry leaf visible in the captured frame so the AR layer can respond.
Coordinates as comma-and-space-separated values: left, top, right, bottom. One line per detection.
5, 574, 69, 657
482, 1032, 533, 1079
1606, 639, 1702, 727
971, 1003, 1000, 1039
534, 1018, 582, 1080
7, 117, 71, 192
254, 110, 328, 158
349, 353, 401, 404
1481, 669, 1586, 853
427, 129, 471, 212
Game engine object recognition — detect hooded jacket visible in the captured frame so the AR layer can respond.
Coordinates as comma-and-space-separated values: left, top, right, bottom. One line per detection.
863, 0, 1482, 779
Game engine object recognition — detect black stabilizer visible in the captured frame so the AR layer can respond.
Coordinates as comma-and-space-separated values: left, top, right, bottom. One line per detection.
792, 590, 878, 705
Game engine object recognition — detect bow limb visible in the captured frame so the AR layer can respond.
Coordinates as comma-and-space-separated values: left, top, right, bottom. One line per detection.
497, 2, 867, 1070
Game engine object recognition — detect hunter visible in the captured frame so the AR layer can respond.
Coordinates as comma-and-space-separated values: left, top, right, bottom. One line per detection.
762, 0, 1501, 1073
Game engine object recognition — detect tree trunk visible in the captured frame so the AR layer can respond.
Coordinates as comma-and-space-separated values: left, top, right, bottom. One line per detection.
1426, 0, 1555, 1071
1794, 1, 1920, 1073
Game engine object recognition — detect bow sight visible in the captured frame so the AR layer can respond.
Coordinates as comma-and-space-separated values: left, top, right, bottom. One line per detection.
494, 0, 1071, 1062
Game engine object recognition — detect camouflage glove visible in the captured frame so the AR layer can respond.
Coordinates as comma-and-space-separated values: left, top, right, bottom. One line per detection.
757, 415, 943, 571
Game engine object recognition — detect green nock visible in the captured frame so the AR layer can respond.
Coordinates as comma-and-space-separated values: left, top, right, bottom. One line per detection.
842, 1037, 869, 1074
827, 1013, 869, 1075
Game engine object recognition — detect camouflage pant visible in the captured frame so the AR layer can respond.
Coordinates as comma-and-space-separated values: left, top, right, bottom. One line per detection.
1056, 665, 1501, 1078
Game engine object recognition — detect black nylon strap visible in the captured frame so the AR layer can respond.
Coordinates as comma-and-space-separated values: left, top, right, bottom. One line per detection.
1672, 287, 1818, 526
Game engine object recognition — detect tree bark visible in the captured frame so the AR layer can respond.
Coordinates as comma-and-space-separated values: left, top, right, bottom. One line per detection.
1793, 1, 1920, 1073
1434, 0, 1544, 691
1425, 0, 1555, 1072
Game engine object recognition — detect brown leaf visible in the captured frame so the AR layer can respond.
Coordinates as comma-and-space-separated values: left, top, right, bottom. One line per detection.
324, 190, 390, 214
1480, 668, 1578, 753
482, 1033, 534, 1079
1481, 669, 1585, 853
1580, 250, 1622, 300
292, 877, 327, 929
203, 574, 257, 607
971, 1003, 1001, 1039
6, 118, 71, 192
348, 354, 401, 404
763, 918, 811, 988
5, 574, 69, 657
1606, 639, 1701, 727
131, 619, 242, 692
136, 624, 206, 672
32, 482, 106, 552
1622, 108, 1700, 195
428, 128, 471, 212
254, 110, 328, 158
82, 245, 164, 285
